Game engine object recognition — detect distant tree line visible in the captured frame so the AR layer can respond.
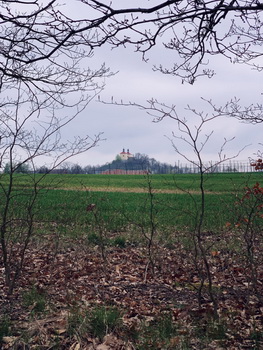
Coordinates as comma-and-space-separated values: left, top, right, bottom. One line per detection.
3, 154, 179, 175
3, 156, 257, 175
3, 163, 31, 174
38, 153, 179, 174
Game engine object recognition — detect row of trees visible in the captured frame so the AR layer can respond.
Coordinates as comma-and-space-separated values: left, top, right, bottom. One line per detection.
2, 158, 258, 175
51, 158, 258, 175
2, 154, 179, 174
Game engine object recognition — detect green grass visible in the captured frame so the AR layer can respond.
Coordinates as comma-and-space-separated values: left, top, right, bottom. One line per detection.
22, 286, 47, 315
67, 305, 122, 341
0, 172, 261, 192
27, 189, 234, 231
136, 312, 178, 349
88, 306, 122, 341
0, 316, 10, 345
0, 172, 262, 235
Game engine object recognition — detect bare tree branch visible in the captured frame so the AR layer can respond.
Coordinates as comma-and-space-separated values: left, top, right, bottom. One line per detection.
202, 97, 263, 124
0, 1, 262, 86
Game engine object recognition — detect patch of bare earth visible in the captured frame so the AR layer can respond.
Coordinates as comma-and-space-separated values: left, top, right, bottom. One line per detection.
52, 186, 223, 194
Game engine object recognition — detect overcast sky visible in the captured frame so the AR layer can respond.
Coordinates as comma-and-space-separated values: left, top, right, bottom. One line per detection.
60, 3, 262, 168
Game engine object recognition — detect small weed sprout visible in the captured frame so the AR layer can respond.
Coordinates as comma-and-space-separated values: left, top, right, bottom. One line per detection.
67, 305, 122, 341
22, 286, 47, 314
112, 236, 126, 248
87, 306, 122, 341
0, 316, 10, 345
67, 307, 86, 338
136, 313, 178, 349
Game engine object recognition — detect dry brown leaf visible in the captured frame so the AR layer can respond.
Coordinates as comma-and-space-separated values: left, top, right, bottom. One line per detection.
115, 264, 121, 276
55, 328, 67, 335
96, 344, 109, 350
2, 336, 18, 345
103, 334, 117, 345
169, 336, 180, 346
69, 342, 81, 350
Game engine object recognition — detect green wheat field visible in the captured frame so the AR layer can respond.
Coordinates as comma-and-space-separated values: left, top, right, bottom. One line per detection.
1, 172, 261, 235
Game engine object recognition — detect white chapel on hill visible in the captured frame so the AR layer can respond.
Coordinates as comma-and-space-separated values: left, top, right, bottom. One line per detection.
119, 148, 133, 161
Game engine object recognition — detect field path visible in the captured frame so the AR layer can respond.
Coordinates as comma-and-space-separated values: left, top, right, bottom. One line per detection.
52, 186, 223, 194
